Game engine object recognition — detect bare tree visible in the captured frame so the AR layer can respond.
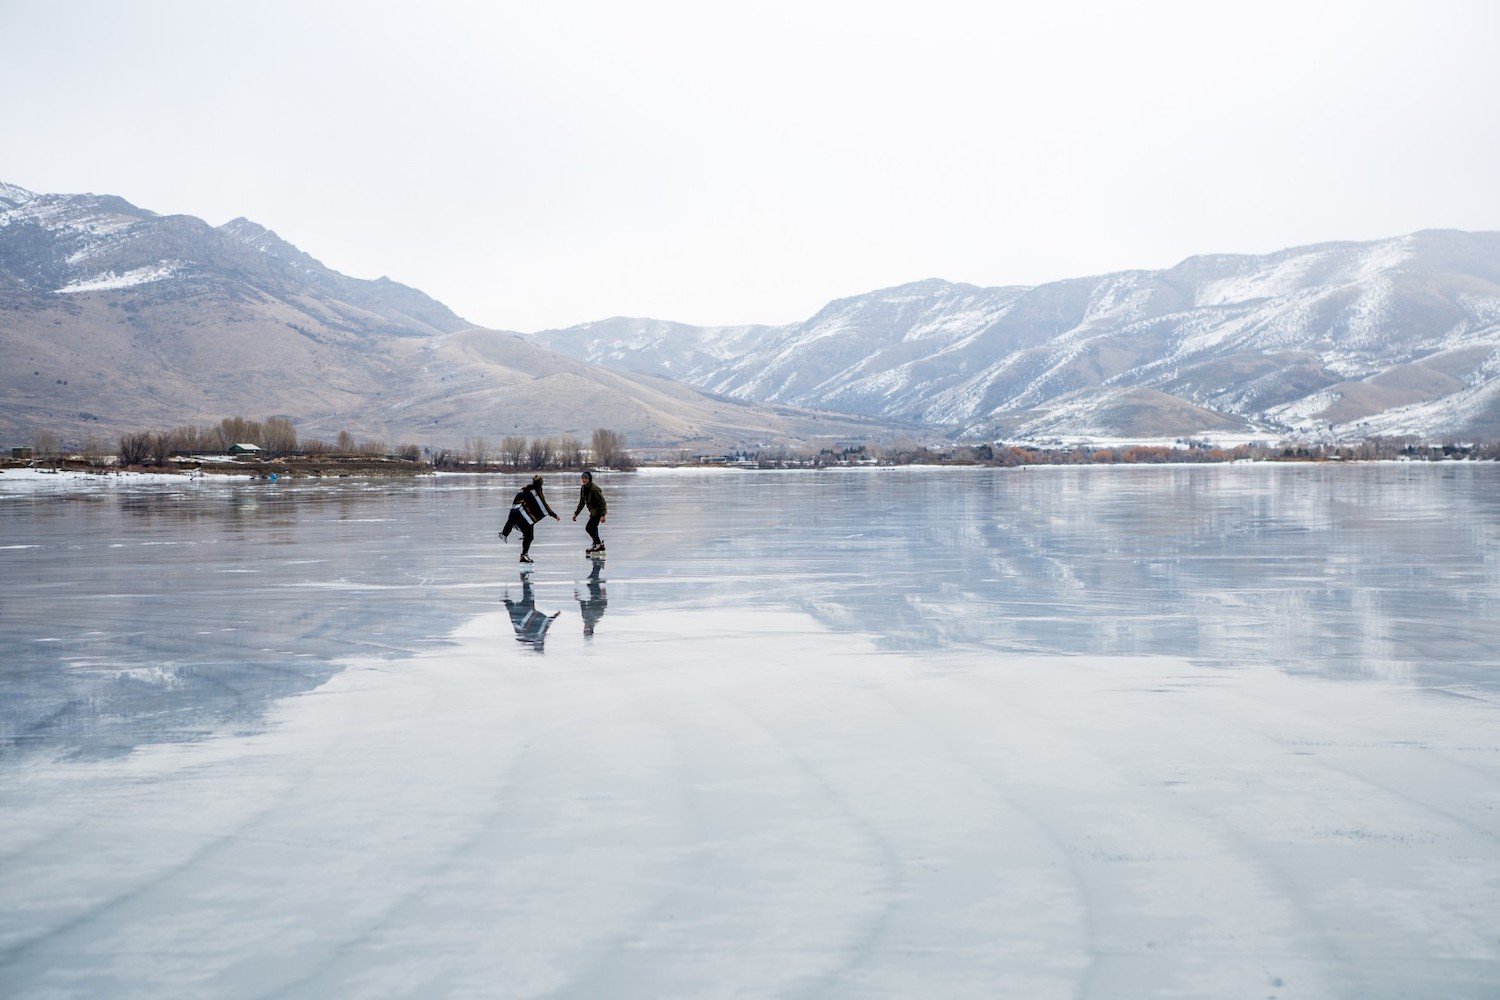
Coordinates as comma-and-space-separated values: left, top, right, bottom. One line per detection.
527, 436, 553, 469
395, 443, 421, 462
82, 435, 109, 467
118, 432, 152, 467
217, 416, 260, 451
591, 428, 630, 469
32, 429, 61, 461
262, 416, 297, 456
465, 436, 489, 468
166, 424, 207, 454
556, 435, 583, 469
149, 431, 173, 466
336, 429, 356, 454
501, 435, 527, 468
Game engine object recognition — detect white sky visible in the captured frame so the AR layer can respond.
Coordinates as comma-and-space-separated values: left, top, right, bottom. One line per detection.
4, 0, 1499, 331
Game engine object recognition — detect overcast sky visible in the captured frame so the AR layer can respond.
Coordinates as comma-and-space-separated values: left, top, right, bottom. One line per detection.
4, 0, 1498, 331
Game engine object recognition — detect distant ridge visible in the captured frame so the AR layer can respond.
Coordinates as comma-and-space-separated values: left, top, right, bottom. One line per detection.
534, 230, 1500, 440
0, 182, 891, 449
7, 179, 1499, 445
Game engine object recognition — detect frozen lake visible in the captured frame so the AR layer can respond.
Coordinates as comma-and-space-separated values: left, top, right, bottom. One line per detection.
2, 464, 1498, 998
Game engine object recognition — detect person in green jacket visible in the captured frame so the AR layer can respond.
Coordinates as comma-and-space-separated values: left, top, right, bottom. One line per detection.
573, 470, 607, 554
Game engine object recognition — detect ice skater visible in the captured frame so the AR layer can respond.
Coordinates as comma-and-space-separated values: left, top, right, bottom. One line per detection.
573, 470, 607, 556
499, 474, 559, 565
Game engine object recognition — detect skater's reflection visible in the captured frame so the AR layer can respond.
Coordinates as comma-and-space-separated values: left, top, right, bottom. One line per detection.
503, 576, 560, 653
577, 560, 607, 638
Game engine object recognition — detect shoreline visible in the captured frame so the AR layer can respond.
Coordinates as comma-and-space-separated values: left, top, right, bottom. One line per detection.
1, 460, 1495, 500
2, 454, 1495, 490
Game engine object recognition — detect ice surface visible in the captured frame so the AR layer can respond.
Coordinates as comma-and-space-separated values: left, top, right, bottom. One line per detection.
2, 466, 1498, 997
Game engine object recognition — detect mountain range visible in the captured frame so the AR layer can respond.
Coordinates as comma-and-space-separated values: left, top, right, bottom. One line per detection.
5, 180, 1499, 449
0, 183, 889, 450
533, 231, 1500, 440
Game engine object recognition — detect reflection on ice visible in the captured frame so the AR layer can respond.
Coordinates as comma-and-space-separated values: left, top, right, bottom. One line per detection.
503, 576, 561, 652
2, 464, 1498, 758
0, 477, 514, 760
577, 560, 607, 638
618, 465, 1500, 690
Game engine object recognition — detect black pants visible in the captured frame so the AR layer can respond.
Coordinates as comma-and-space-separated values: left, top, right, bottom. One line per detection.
502, 511, 534, 555
584, 514, 603, 547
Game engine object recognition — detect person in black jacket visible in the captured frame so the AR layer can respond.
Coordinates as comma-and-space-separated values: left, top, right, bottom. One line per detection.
499, 474, 559, 564
572, 470, 607, 554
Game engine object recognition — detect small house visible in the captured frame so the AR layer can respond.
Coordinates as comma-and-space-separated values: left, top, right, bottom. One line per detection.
228, 443, 263, 456
11, 447, 34, 460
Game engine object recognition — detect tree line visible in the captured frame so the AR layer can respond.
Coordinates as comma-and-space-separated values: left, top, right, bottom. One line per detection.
36, 415, 1495, 472
701, 437, 1500, 468
431, 429, 633, 471
106, 417, 418, 467
20, 416, 634, 471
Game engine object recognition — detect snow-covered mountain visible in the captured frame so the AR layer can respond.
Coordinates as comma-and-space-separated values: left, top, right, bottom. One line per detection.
0, 183, 468, 335
10, 178, 1497, 445
0, 183, 889, 448
534, 232, 1500, 439
530, 317, 777, 379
